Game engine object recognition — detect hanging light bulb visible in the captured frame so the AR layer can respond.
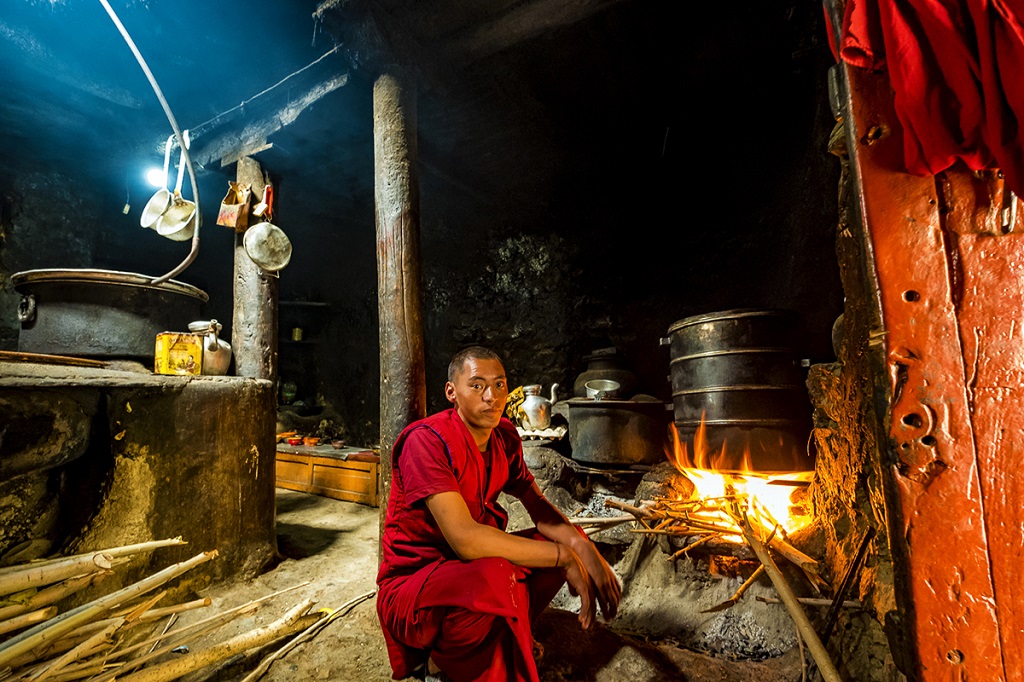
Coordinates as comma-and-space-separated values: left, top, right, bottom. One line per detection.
145, 167, 167, 188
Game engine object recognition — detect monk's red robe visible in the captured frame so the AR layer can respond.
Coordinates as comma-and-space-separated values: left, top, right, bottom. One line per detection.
375, 409, 564, 682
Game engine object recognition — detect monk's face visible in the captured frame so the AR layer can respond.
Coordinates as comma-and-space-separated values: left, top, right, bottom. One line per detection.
445, 357, 508, 433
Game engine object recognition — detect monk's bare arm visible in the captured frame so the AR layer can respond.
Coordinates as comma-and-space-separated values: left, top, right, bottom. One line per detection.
518, 482, 622, 620
426, 490, 562, 566
425, 490, 598, 628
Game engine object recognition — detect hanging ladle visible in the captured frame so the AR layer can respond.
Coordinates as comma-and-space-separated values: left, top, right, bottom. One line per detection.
155, 130, 197, 242
139, 134, 174, 229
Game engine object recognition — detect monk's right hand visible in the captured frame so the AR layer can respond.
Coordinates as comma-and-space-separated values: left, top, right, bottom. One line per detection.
559, 543, 596, 630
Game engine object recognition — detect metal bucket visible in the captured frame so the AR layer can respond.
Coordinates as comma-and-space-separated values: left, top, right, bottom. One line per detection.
663, 308, 812, 471
567, 397, 671, 466
13, 269, 208, 360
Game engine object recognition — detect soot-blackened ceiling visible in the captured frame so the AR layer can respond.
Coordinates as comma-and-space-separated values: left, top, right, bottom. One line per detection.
1, 0, 830, 241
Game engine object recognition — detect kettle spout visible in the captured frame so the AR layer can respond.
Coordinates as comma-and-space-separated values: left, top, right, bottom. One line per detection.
550, 383, 559, 405
205, 319, 223, 352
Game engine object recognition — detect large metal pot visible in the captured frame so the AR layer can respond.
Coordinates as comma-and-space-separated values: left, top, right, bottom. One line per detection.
662, 308, 813, 472
567, 397, 672, 466
13, 269, 208, 360
663, 308, 808, 430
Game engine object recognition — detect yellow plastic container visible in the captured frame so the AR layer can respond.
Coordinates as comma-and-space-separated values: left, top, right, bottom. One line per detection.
154, 332, 203, 375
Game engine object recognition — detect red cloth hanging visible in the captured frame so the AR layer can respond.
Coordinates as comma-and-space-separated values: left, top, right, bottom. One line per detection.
835, 0, 1024, 197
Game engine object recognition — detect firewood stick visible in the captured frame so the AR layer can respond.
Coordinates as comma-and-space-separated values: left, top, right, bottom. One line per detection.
12, 662, 109, 682
0, 550, 217, 669
88, 582, 311, 680
668, 534, 720, 560
110, 597, 211, 621
115, 601, 322, 682
0, 540, 187, 578
0, 539, 186, 598
568, 514, 636, 526
4, 600, 210, 671
29, 619, 124, 681
756, 596, 862, 609
0, 607, 58, 637
741, 516, 839, 682
701, 565, 766, 613
0, 574, 101, 623
0, 557, 112, 599
239, 590, 376, 682
146, 614, 177, 656
603, 499, 654, 520
820, 526, 875, 646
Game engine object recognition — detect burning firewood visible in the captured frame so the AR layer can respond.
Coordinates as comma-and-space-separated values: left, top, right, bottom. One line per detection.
739, 512, 840, 682
606, 491, 828, 593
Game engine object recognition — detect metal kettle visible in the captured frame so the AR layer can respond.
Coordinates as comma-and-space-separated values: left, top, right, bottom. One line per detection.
188, 319, 232, 376
520, 383, 559, 431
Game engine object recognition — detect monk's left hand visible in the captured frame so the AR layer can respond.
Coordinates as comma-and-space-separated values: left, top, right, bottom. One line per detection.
569, 535, 621, 621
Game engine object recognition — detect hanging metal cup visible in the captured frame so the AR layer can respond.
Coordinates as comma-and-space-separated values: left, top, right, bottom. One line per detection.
140, 134, 174, 229
155, 131, 197, 241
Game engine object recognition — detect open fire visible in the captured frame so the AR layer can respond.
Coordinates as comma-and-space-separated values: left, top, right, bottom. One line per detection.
664, 417, 814, 537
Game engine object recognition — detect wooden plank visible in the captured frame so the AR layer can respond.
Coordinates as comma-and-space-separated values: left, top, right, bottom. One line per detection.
275, 455, 313, 490
310, 460, 377, 506
942, 172, 1024, 675
840, 61, 1004, 678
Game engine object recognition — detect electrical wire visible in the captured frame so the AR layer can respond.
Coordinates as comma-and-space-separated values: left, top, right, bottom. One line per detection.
97, 0, 200, 285
188, 43, 343, 139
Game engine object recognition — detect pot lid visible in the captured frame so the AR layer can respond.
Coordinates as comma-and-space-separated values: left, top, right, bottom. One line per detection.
667, 308, 798, 334
567, 396, 669, 409
11, 268, 209, 302
243, 221, 292, 272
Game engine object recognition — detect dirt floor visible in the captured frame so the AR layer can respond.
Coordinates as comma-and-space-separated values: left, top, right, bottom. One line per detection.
153, 488, 811, 682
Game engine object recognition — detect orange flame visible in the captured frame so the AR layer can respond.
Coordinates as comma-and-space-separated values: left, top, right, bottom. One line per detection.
665, 415, 813, 535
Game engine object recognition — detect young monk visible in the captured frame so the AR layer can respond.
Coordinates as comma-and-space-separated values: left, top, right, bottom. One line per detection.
376, 345, 621, 681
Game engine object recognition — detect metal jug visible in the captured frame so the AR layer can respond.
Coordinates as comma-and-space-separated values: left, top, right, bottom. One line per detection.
188, 319, 232, 376
520, 383, 559, 431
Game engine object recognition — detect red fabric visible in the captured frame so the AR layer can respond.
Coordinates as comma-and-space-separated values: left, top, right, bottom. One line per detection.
837, 0, 1024, 197
376, 409, 545, 681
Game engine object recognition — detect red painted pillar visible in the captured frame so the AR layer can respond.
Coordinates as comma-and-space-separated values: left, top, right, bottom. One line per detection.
837, 45, 1020, 682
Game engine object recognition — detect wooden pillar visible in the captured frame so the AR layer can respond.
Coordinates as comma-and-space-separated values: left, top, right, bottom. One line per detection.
373, 67, 426, 560
232, 157, 278, 383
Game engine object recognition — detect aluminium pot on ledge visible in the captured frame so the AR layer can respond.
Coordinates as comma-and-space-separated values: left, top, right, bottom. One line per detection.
567, 396, 672, 466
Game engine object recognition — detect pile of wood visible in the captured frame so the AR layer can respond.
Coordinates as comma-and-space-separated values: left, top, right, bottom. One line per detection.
581, 494, 847, 682
0, 540, 373, 682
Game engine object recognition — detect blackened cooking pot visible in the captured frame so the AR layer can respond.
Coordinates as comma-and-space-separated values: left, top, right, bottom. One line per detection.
12, 268, 208, 360
567, 397, 672, 466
